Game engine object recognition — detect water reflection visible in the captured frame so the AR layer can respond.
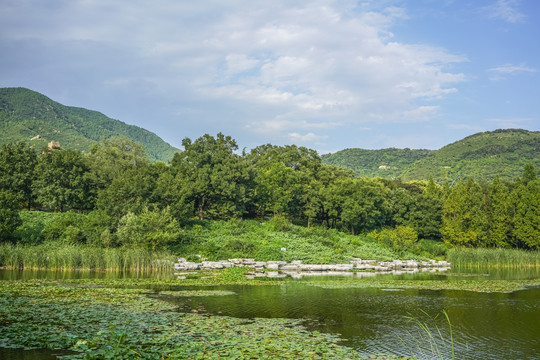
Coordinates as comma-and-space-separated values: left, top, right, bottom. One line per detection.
1, 268, 539, 360
0, 268, 177, 281
162, 283, 540, 360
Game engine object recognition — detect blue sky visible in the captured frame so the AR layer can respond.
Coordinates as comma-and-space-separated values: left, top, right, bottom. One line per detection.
1, 0, 538, 153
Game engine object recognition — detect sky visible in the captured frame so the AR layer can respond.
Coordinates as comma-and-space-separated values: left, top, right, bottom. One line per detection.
1, 0, 539, 153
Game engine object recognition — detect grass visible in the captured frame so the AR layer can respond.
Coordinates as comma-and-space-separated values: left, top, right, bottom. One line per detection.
0, 243, 176, 272
447, 248, 540, 269
401, 310, 454, 360
174, 219, 427, 264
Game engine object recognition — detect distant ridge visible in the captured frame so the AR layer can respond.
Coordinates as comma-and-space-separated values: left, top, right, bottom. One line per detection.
0, 87, 178, 162
322, 129, 539, 182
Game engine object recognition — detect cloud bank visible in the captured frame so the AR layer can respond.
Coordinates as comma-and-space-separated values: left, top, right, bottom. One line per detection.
1, 0, 470, 149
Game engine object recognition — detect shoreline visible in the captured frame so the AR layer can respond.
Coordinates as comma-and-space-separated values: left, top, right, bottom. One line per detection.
174, 257, 451, 272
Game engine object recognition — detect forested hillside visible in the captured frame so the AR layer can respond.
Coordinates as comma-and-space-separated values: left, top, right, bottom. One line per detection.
0, 87, 178, 162
322, 129, 540, 182
321, 148, 432, 178
400, 129, 540, 182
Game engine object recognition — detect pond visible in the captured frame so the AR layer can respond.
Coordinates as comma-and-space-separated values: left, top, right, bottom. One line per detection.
1, 268, 539, 359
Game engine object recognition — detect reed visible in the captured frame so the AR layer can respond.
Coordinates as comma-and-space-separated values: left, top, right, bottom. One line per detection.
447, 247, 540, 268
401, 309, 454, 360
0, 243, 176, 272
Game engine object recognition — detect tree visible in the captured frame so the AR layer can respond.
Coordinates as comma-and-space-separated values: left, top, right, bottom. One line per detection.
96, 164, 158, 219
441, 178, 488, 247
485, 176, 511, 247
248, 144, 321, 220
390, 178, 443, 240
511, 180, 540, 249
521, 162, 538, 185
171, 133, 252, 220
33, 148, 93, 212
0, 190, 22, 241
86, 137, 149, 191
0, 141, 38, 209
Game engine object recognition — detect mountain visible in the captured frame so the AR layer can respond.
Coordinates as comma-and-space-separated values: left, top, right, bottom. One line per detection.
321, 148, 433, 179
322, 129, 540, 182
0, 87, 178, 162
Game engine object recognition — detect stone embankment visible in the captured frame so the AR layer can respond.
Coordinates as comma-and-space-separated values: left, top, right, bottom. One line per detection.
174, 258, 450, 272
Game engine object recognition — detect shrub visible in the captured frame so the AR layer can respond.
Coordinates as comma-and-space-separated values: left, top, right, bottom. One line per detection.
117, 207, 181, 251
41, 211, 87, 244
267, 216, 291, 232
374, 226, 418, 255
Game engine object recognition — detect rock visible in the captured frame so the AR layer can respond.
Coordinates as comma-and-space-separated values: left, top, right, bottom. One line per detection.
279, 264, 299, 271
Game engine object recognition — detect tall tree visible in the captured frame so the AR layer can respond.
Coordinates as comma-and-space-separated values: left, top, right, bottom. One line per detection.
33, 148, 93, 212
171, 133, 252, 220
511, 179, 540, 249
86, 137, 149, 191
248, 144, 321, 220
0, 141, 38, 209
441, 178, 488, 247
0, 190, 22, 241
485, 176, 511, 247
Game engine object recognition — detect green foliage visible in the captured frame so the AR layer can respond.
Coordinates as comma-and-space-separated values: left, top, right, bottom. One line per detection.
322, 147, 432, 179
447, 247, 540, 268
0, 281, 371, 359
373, 226, 418, 255
172, 133, 253, 220
117, 207, 181, 250
402, 310, 454, 360
511, 179, 540, 249
322, 129, 540, 183
267, 215, 291, 232
175, 219, 421, 264
0, 190, 22, 241
41, 211, 88, 244
14, 210, 58, 244
0, 141, 37, 209
0, 243, 176, 271
33, 148, 94, 211
401, 129, 539, 182
0, 87, 178, 162
86, 137, 149, 191
96, 166, 159, 219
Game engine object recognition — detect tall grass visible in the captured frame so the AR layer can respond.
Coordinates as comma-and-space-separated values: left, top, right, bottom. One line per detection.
448, 247, 540, 269
0, 243, 177, 272
401, 309, 454, 360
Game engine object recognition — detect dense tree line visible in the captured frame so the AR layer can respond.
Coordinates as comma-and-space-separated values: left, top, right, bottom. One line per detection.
0, 134, 538, 249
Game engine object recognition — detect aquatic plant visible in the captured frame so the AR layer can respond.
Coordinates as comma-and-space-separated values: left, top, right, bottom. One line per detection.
0, 280, 396, 359
0, 243, 176, 272
448, 247, 540, 269
401, 310, 454, 360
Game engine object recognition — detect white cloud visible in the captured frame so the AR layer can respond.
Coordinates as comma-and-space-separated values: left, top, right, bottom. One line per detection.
487, 117, 534, 128
287, 132, 328, 144
482, 0, 525, 23
488, 63, 537, 74
446, 123, 484, 131
0, 0, 469, 148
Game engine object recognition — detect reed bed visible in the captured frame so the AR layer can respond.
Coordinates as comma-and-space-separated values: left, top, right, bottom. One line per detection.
447, 247, 540, 268
0, 243, 177, 272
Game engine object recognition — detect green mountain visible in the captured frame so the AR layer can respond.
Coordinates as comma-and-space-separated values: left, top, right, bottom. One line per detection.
322, 129, 540, 182
0, 87, 178, 162
321, 148, 433, 179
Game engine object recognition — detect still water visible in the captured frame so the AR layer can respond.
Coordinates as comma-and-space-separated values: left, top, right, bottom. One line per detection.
1, 269, 539, 359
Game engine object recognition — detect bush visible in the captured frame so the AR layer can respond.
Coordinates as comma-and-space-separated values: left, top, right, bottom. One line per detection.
117, 207, 181, 250
41, 211, 87, 244
267, 216, 291, 232
374, 226, 418, 255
